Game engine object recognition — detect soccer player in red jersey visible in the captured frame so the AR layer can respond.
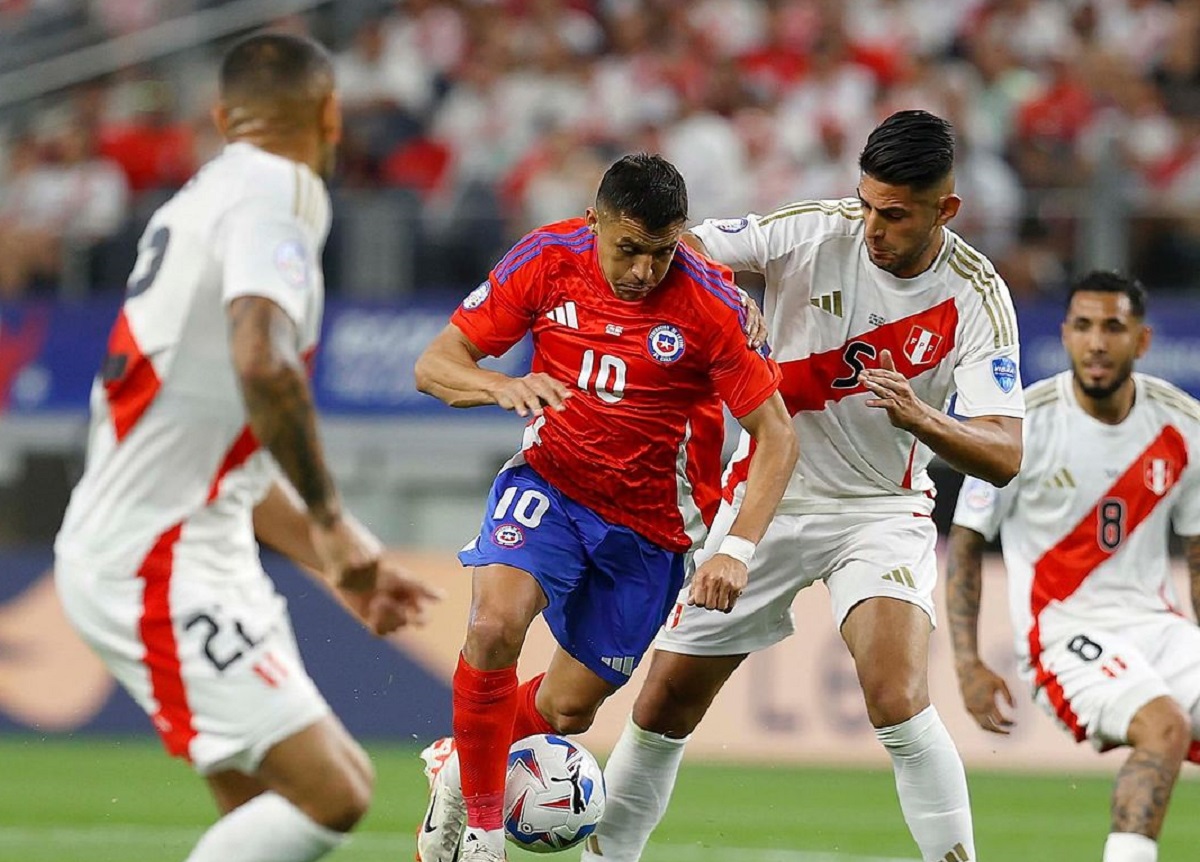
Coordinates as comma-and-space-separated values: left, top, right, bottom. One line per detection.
413, 153, 798, 862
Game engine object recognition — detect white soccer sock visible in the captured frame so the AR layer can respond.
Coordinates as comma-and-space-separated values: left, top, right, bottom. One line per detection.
875, 705, 976, 862
1103, 832, 1157, 862
581, 715, 689, 862
185, 791, 347, 862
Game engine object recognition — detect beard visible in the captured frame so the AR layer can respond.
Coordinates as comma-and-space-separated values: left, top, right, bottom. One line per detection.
1074, 357, 1134, 400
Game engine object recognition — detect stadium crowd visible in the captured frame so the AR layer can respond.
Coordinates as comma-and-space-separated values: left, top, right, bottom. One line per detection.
2, 0, 1200, 300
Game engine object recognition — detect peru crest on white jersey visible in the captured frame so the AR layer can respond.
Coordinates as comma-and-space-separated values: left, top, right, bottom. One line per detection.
55, 143, 331, 576
953, 372, 1200, 663
693, 199, 1024, 516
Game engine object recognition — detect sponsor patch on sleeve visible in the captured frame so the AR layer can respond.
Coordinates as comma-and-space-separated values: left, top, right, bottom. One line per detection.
991, 357, 1017, 393
462, 281, 491, 310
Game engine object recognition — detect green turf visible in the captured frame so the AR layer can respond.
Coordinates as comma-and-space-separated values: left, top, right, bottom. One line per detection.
0, 736, 1197, 861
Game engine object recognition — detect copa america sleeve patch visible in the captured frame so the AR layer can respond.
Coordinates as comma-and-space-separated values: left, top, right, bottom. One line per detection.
274, 240, 309, 288
991, 357, 1017, 393
462, 281, 491, 310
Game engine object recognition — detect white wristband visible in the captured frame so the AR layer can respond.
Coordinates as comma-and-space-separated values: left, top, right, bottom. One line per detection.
717, 535, 756, 566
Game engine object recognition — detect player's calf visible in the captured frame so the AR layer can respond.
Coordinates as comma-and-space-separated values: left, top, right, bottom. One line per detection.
1113, 696, 1190, 840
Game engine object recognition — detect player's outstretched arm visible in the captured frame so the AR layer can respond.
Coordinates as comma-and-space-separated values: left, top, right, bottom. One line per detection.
689, 392, 797, 613
1185, 535, 1200, 622
253, 480, 442, 635
859, 349, 1022, 486
415, 323, 572, 417
229, 295, 377, 591
946, 524, 1014, 734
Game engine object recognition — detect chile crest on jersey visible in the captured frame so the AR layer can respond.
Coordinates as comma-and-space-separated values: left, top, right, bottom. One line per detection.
647, 324, 686, 363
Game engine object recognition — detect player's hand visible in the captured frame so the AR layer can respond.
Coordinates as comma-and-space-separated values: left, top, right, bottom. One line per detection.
859, 349, 930, 432
687, 554, 749, 614
956, 659, 1015, 735
310, 515, 379, 593
737, 288, 768, 350
340, 551, 444, 636
490, 372, 573, 417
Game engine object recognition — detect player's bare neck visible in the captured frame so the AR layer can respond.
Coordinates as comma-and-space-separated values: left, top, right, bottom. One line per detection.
1074, 377, 1136, 425
897, 230, 944, 280
229, 130, 321, 175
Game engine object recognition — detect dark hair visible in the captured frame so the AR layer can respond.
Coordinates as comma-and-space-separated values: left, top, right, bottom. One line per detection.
220, 32, 333, 102
595, 153, 688, 232
1068, 270, 1147, 318
859, 110, 955, 190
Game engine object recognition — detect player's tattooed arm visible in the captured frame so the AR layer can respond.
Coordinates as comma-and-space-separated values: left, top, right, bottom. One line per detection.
228, 296, 339, 526
1185, 534, 1200, 621
946, 525, 987, 667
947, 524, 1015, 733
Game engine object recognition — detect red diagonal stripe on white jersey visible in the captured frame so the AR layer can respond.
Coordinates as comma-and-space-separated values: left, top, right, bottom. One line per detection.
1028, 424, 1188, 740
776, 298, 958, 415
206, 425, 260, 503
104, 310, 162, 441
722, 300, 959, 500
137, 523, 197, 760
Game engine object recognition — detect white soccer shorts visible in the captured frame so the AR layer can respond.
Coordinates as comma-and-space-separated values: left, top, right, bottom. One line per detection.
55, 551, 331, 776
657, 505, 938, 656
1024, 611, 1200, 751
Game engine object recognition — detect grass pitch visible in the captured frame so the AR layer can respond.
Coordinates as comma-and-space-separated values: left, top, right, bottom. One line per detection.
1, 736, 1197, 861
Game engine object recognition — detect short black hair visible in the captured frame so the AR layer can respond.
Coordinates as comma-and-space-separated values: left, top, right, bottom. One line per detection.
596, 153, 688, 232
859, 110, 955, 191
1067, 270, 1147, 319
220, 31, 333, 103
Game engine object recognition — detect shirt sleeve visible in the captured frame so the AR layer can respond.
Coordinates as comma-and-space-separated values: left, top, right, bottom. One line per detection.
690, 199, 858, 278
953, 273, 1026, 419
706, 306, 783, 418
219, 200, 319, 328
449, 249, 545, 357
952, 474, 1018, 541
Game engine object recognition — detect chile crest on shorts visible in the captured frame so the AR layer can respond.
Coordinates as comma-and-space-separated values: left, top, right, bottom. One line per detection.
492, 523, 525, 548
647, 324, 685, 363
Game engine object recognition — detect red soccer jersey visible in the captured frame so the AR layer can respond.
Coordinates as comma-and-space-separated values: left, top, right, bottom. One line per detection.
451, 218, 782, 552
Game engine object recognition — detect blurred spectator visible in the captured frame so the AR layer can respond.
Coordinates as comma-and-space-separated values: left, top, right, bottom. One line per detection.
0, 121, 129, 298
97, 80, 195, 192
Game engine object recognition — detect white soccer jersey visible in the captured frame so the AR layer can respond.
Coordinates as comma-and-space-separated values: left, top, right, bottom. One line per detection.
692, 199, 1024, 516
55, 142, 331, 578
953, 372, 1200, 668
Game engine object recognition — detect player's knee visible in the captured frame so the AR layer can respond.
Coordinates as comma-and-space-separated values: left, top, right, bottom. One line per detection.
543, 702, 600, 736
464, 613, 526, 666
320, 762, 374, 832
861, 678, 928, 729
633, 676, 709, 736
1130, 697, 1191, 762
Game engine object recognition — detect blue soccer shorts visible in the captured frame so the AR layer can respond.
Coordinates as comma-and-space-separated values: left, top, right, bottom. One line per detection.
458, 462, 685, 686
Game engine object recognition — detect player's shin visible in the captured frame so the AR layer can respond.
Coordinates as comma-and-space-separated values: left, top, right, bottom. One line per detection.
454, 653, 519, 854
581, 715, 690, 862
875, 706, 976, 862
185, 792, 346, 862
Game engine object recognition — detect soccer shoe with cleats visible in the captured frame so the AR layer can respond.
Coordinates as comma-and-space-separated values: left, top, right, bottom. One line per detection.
416, 737, 467, 862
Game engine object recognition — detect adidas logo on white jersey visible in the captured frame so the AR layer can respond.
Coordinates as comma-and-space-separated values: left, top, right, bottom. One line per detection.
545, 301, 579, 329
1046, 467, 1076, 489
810, 291, 843, 317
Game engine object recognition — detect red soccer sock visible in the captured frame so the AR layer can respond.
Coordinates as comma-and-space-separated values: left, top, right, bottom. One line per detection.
510, 673, 555, 743
453, 653, 518, 831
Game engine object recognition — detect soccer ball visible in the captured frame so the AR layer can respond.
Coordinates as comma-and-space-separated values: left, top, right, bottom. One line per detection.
504, 734, 606, 853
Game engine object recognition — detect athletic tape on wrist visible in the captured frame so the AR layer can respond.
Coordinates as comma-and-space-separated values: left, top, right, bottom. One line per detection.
718, 535, 756, 566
